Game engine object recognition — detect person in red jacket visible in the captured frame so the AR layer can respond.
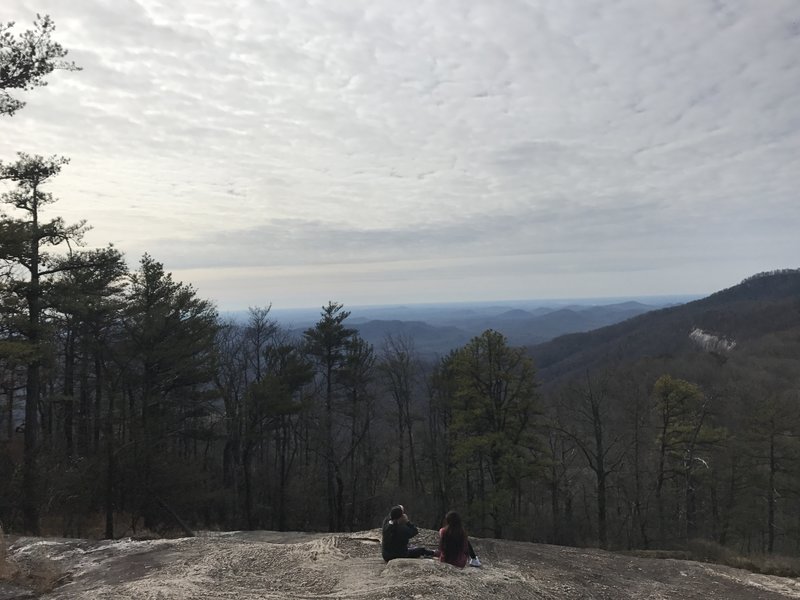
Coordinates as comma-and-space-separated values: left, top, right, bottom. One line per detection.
438, 511, 481, 568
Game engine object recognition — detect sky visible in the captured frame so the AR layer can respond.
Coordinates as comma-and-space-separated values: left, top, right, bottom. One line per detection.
2, 0, 799, 310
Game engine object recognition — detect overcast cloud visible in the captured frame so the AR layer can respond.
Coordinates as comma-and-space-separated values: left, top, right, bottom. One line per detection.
2, 0, 799, 309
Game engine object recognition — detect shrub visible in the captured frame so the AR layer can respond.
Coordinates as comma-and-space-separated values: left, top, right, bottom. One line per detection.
687, 539, 800, 578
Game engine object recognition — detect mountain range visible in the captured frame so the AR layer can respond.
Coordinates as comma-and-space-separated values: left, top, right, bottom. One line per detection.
346, 300, 663, 357
225, 270, 800, 374
257, 298, 685, 359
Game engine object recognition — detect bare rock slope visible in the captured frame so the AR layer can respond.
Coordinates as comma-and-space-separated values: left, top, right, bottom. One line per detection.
5, 529, 800, 599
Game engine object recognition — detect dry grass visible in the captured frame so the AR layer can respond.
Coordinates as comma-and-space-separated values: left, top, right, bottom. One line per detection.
620, 549, 691, 560
624, 539, 800, 578
0, 525, 22, 583
756, 555, 800, 578
0, 526, 70, 594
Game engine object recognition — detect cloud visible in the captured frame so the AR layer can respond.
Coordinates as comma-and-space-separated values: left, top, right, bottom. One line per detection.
2, 0, 799, 307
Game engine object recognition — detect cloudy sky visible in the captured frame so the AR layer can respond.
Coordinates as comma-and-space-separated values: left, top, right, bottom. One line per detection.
2, 0, 799, 310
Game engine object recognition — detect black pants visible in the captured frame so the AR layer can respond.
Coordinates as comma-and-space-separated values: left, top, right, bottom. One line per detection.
406, 546, 435, 558
384, 546, 435, 561
467, 541, 477, 559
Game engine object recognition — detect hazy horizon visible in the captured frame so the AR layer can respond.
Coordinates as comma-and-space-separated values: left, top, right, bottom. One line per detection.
221, 292, 702, 324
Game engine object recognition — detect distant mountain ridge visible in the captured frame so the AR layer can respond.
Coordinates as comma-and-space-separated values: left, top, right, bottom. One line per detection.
225, 296, 701, 360
349, 301, 661, 358
529, 269, 800, 385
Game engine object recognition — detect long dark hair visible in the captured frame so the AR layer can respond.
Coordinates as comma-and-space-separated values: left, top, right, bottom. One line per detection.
442, 511, 467, 559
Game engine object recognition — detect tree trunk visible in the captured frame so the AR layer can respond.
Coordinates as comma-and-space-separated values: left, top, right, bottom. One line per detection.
63, 330, 75, 456
5, 371, 16, 441
550, 450, 560, 544
23, 359, 40, 534
397, 410, 405, 488
77, 331, 90, 456
592, 396, 608, 549
348, 400, 358, 530
685, 469, 697, 541
335, 465, 345, 532
632, 392, 648, 549
656, 428, 668, 547
243, 445, 254, 529
405, 405, 421, 492
278, 419, 289, 531
768, 429, 776, 554
105, 382, 115, 539
597, 472, 608, 549
325, 360, 336, 532
93, 351, 103, 452
23, 223, 41, 534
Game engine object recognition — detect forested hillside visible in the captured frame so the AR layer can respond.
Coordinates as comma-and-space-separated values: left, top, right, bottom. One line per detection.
531, 269, 800, 384
530, 269, 800, 552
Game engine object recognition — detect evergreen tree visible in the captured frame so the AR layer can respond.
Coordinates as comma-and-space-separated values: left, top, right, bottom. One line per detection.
303, 301, 356, 531
0, 153, 88, 533
444, 330, 540, 537
117, 254, 218, 531
0, 15, 79, 116
653, 375, 723, 545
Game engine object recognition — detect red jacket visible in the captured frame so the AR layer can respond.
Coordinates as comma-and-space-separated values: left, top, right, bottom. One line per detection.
438, 527, 469, 568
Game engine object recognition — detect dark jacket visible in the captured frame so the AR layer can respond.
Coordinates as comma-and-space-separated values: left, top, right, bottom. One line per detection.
381, 519, 419, 561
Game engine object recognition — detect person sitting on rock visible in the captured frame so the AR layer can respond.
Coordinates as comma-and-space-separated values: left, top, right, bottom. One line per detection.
438, 510, 481, 568
381, 505, 435, 562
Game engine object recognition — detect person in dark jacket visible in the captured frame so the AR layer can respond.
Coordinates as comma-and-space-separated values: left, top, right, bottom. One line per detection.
381, 505, 435, 562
